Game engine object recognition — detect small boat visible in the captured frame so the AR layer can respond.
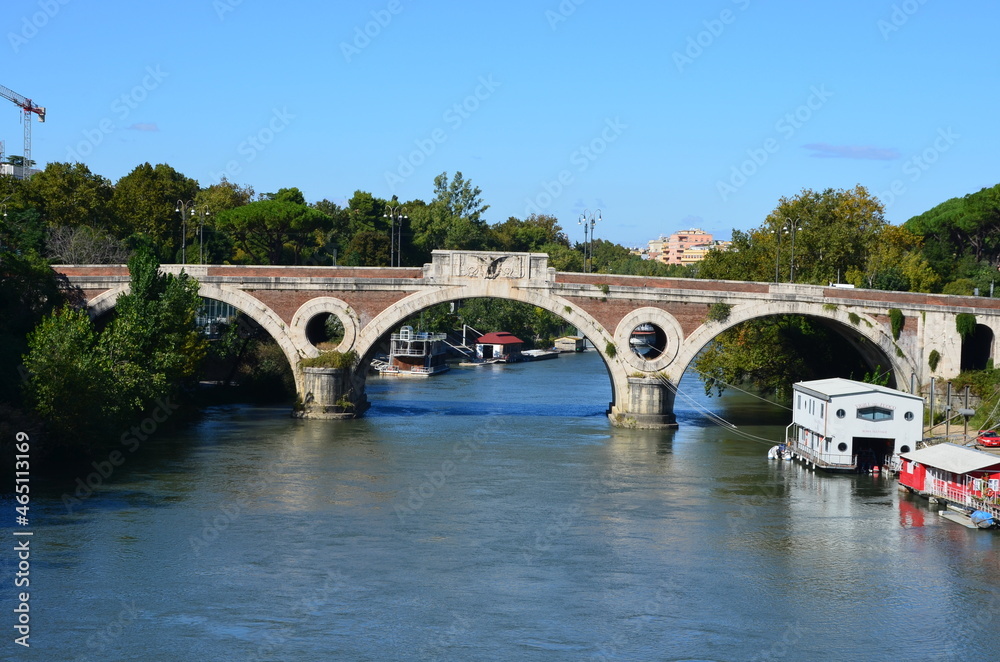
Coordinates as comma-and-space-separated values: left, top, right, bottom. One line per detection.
767, 444, 793, 461
522, 349, 559, 361
629, 323, 657, 356
969, 510, 996, 529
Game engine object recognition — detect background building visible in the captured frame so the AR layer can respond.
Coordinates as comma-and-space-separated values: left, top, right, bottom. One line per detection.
647, 229, 729, 265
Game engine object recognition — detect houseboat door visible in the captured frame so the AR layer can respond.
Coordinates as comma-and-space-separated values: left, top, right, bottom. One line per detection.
853, 437, 893, 472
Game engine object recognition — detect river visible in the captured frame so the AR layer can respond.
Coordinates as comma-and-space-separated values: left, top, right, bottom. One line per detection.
4, 350, 999, 661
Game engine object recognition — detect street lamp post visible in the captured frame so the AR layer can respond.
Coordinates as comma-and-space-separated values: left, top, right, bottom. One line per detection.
578, 209, 601, 273
383, 205, 407, 267
175, 200, 196, 265
787, 217, 801, 282
194, 205, 211, 264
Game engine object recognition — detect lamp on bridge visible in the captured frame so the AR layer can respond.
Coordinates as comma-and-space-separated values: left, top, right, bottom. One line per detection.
383, 205, 407, 267
175, 200, 196, 265
193, 205, 211, 264
579, 209, 601, 273
787, 217, 802, 283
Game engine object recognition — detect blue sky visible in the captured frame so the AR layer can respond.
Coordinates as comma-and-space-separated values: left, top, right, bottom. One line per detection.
3, 0, 998, 248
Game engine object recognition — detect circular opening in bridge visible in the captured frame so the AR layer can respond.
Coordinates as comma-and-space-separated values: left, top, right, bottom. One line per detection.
629, 323, 667, 360
305, 313, 345, 350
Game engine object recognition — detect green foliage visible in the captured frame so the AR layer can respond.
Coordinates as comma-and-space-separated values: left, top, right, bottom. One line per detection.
605, 341, 617, 358
928, 349, 941, 372
457, 298, 566, 347
861, 365, 891, 386
700, 185, 888, 286
23, 307, 116, 451
111, 162, 199, 260
848, 312, 861, 326
597, 283, 610, 295
822, 303, 838, 312
301, 350, 358, 369
905, 183, 1000, 288
956, 313, 977, 339
707, 302, 733, 323
693, 316, 873, 399
942, 278, 976, 296
215, 199, 332, 264
889, 308, 904, 340
0, 249, 71, 405
14, 161, 115, 231
22, 248, 208, 456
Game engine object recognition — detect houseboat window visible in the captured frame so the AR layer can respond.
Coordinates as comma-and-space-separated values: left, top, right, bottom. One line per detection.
837, 442, 848, 452
857, 406, 893, 421
820, 404, 825, 418
797, 395, 802, 409
904, 411, 914, 421
836, 409, 845, 419
900, 445, 911, 453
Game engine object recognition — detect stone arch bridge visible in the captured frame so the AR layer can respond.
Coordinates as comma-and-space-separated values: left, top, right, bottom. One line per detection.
57, 250, 1000, 428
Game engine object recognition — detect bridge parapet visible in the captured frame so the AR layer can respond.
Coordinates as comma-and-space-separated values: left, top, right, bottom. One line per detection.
424, 250, 554, 285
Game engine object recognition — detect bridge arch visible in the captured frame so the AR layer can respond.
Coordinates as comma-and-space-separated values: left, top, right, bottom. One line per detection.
289, 296, 361, 358
352, 283, 629, 415
670, 300, 919, 392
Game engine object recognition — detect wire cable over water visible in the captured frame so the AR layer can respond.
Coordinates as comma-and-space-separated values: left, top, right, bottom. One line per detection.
656, 372, 788, 448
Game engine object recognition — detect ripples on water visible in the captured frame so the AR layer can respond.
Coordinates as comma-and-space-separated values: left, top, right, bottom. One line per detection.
4, 351, 998, 661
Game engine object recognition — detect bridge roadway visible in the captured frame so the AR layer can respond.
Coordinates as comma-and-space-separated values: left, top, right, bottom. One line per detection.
56, 250, 1000, 427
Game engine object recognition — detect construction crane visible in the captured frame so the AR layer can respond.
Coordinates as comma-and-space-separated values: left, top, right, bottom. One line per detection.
0, 84, 45, 180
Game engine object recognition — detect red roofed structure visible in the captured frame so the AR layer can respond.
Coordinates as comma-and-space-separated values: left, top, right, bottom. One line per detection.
475, 331, 524, 363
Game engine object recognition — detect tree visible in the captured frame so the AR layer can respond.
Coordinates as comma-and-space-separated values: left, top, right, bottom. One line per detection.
46, 225, 129, 264
0, 250, 74, 405
15, 162, 114, 231
905, 183, 1000, 290
23, 307, 115, 451
111, 163, 200, 260
845, 224, 938, 292
214, 199, 331, 264
100, 247, 207, 411
432, 171, 489, 224
457, 298, 567, 347
490, 214, 568, 252
694, 316, 873, 399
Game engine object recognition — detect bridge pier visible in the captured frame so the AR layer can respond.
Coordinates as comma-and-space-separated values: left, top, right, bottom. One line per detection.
297, 367, 369, 420
608, 376, 678, 429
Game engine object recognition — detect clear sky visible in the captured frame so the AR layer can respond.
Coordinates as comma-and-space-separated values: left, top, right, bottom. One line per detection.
3, 0, 998, 247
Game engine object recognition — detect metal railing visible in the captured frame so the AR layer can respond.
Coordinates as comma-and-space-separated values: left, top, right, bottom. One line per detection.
925, 479, 1000, 519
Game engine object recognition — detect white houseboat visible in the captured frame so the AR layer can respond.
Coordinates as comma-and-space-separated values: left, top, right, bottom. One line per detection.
786, 378, 923, 473
373, 326, 450, 377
